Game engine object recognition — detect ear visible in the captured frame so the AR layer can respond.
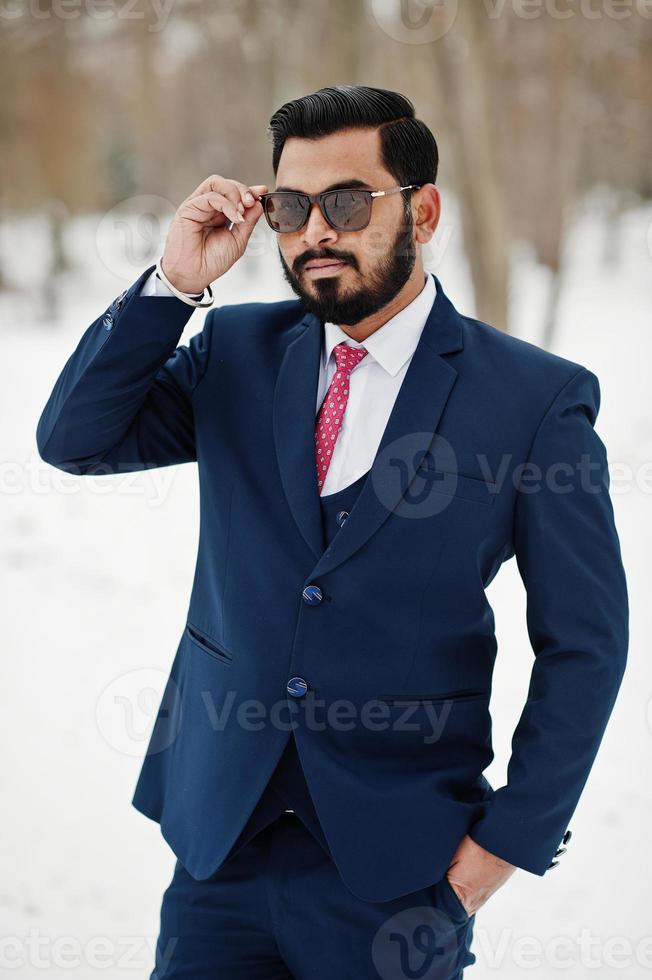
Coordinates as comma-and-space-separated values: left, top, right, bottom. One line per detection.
414, 184, 440, 245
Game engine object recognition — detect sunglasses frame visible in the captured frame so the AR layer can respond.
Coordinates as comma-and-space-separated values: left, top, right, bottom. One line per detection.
259, 184, 422, 234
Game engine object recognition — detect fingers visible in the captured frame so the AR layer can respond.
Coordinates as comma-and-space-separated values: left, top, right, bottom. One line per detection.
232, 181, 268, 208
231, 182, 269, 224
228, 196, 264, 240
181, 177, 243, 222
206, 192, 245, 225
183, 175, 269, 218
186, 174, 234, 201
182, 191, 244, 226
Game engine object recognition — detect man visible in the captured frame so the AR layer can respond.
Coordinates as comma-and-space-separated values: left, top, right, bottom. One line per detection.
36, 85, 628, 979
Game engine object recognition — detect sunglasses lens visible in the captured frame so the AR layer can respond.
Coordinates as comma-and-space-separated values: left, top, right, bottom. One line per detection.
264, 194, 308, 233
323, 190, 371, 231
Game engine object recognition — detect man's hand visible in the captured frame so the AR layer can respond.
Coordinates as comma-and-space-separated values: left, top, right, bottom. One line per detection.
445, 835, 517, 916
160, 174, 269, 295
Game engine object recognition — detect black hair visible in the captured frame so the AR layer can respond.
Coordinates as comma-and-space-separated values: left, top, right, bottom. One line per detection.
267, 85, 438, 212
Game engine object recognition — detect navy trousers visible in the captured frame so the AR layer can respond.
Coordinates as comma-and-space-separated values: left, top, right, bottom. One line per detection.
149, 811, 476, 979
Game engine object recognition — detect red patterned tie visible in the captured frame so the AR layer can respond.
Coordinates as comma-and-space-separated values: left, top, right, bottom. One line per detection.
315, 341, 369, 494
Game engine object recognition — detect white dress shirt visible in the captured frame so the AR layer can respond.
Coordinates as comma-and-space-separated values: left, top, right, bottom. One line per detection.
139, 270, 437, 496
316, 272, 436, 494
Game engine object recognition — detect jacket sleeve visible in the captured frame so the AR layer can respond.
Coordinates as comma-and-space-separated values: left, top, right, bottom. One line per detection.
467, 366, 629, 875
36, 265, 214, 474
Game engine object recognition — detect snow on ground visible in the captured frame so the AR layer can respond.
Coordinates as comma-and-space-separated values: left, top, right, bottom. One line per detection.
1, 189, 650, 978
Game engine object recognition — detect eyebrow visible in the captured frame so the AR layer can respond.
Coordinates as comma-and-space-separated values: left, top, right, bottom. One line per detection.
274, 179, 374, 194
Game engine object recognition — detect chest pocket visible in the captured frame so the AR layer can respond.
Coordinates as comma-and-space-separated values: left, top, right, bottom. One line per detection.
416, 462, 496, 506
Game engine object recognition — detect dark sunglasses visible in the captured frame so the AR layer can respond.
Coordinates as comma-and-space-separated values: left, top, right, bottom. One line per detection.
259, 184, 422, 234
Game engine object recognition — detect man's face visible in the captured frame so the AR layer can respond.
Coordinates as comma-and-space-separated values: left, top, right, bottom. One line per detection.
274, 127, 418, 326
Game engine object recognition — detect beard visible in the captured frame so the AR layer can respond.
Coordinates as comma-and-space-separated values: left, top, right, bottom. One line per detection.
277, 211, 417, 327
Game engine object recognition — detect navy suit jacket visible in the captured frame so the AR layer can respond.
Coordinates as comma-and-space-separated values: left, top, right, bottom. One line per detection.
36, 265, 628, 902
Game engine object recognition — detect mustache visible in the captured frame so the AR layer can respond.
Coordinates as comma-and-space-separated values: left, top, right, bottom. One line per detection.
295, 251, 357, 273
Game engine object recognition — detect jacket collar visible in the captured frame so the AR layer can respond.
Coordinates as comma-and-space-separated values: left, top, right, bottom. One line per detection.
321, 272, 437, 378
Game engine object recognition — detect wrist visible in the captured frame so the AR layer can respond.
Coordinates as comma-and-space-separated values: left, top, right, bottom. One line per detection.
155, 271, 202, 299
159, 260, 207, 296
155, 258, 214, 309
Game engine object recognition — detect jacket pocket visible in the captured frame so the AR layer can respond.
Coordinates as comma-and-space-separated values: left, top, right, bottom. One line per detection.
376, 688, 487, 705
417, 463, 496, 505
439, 873, 472, 921
185, 622, 233, 664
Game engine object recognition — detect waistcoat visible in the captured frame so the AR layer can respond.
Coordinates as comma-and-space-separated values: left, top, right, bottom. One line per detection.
224, 467, 372, 863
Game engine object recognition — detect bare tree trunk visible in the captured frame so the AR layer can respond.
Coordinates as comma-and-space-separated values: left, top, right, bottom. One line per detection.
431, 5, 509, 330
540, 32, 587, 350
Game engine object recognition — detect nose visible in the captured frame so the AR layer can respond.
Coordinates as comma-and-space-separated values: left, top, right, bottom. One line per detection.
300, 201, 339, 249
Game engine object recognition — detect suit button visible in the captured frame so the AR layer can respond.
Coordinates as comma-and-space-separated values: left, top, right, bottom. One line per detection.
302, 585, 323, 605
287, 677, 308, 698
548, 859, 560, 869
562, 829, 572, 845
336, 510, 349, 526
102, 313, 114, 330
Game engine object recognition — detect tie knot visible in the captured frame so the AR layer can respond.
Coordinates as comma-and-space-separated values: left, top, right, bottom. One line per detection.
333, 341, 368, 377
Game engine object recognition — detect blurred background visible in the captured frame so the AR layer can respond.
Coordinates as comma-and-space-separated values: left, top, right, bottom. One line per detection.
1, 2, 651, 978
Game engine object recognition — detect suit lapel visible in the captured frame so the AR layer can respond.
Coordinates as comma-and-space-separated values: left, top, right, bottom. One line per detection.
272, 274, 465, 576
273, 309, 326, 560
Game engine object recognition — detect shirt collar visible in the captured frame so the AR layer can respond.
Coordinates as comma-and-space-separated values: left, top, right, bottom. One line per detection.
321, 273, 436, 378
